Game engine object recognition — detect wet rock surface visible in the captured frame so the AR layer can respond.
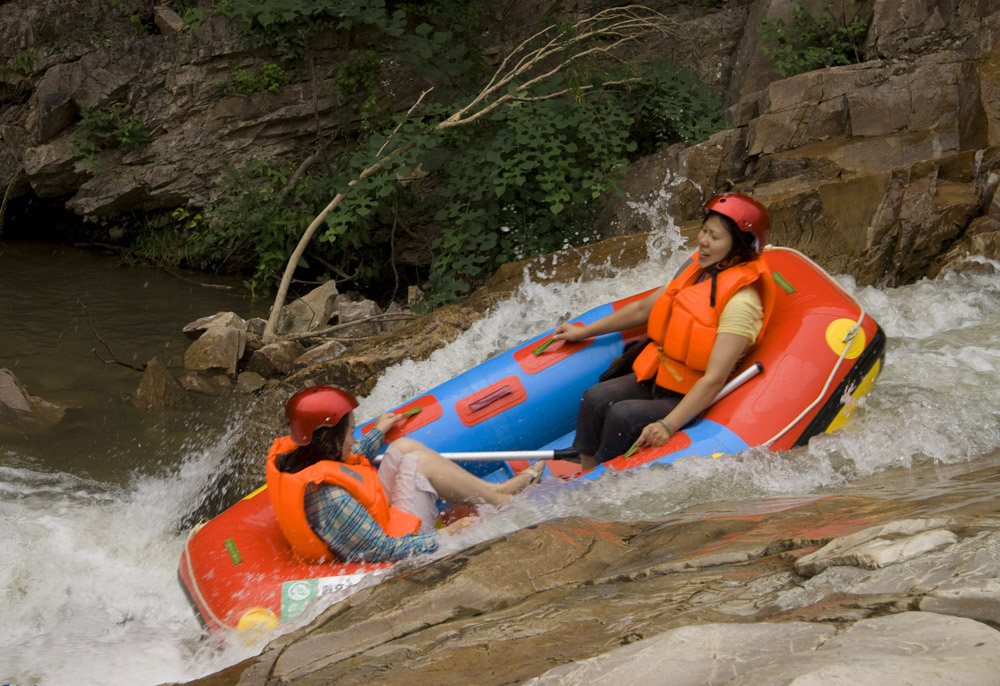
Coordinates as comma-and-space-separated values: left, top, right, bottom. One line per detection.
133, 356, 190, 411
601, 1, 1000, 287
176, 455, 1000, 686
0, 367, 67, 428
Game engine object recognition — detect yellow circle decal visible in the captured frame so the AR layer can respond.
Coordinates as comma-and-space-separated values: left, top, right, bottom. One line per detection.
238, 607, 280, 636
825, 319, 866, 359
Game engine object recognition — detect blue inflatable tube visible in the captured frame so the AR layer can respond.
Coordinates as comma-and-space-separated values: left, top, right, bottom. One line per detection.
354, 301, 632, 480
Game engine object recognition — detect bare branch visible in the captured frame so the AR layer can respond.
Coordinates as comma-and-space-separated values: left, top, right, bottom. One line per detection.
306, 251, 362, 283
281, 312, 418, 342
375, 88, 434, 158
444, 7, 671, 127
503, 77, 643, 106
279, 153, 318, 203
80, 301, 146, 372
263, 149, 402, 342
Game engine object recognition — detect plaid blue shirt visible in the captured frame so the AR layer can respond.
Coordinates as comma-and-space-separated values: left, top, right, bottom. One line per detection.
303, 427, 439, 562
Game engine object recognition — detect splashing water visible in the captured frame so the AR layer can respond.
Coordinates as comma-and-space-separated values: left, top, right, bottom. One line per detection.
3, 220, 1000, 683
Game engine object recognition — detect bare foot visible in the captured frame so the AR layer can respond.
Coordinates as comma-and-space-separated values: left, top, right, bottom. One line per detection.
498, 462, 544, 495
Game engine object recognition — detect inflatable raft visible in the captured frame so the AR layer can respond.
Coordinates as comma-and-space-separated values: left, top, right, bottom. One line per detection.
178, 247, 885, 634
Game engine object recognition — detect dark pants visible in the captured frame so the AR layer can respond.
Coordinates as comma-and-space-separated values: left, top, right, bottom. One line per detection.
573, 373, 682, 463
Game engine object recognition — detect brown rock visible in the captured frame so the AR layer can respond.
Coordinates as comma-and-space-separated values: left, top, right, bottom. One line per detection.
333, 296, 382, 338
133, 356, 189, 411
20, 135, 86, 199
283, 302, 481, 396
246, 340, 307, 378
185, 457, 1000, 686
183, 325, 247, 374
479, 232, 652, 295
153, 5, 184, 35
0, 367, 67, 428
380, 302, 410, 333
236, 371, 267, 394
929, 228, 1000, 277
177, 370, 225, 395
182, 311, 246, 341
0, 368, 33, 414
293, 340, 349, 369
277, 281, 340, 335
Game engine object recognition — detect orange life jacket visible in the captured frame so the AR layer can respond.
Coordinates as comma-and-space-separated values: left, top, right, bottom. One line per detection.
632, 252, 774, 394
265, 435, 422, 563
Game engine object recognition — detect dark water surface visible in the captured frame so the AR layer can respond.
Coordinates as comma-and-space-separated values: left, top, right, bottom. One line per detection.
0, 241, 261, 483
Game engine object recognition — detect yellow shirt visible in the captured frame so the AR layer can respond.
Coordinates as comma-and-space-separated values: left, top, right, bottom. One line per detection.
717, 286, 763, 343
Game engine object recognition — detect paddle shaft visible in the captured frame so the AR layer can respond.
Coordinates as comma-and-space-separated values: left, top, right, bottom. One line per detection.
374, 448, 579, 463
375, 362, 764, 464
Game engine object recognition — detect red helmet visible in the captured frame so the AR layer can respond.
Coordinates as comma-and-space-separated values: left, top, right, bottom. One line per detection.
285, 385, 358, 446
703, 193, 770, 254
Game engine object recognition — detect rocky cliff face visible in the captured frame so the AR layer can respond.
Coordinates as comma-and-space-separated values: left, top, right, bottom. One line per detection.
0, 0, 753, 228
3, 0, 997, 290
607, 0, 1000, 286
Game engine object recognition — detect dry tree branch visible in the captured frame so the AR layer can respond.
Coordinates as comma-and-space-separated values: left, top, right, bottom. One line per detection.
80, 301, 147, 372
447, 6, 671, 127
281, 312, 418, 342
279, 153, 318, 203
505, 77, 643, 106
262, 5, 677, 343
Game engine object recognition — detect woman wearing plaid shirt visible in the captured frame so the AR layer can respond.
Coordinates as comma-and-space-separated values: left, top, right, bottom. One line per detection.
269, 386, 543, 563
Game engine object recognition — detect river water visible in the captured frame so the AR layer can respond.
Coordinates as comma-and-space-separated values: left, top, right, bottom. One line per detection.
2, 229, 1000, 685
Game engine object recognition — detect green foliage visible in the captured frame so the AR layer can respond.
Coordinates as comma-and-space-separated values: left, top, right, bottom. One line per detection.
396, 2, 489, 91
316, 60, 723, 306
131, 208, 205, 270
228, 61, 292, 95
180, 7, 208, 32
172, 206, 204, 231
72, 105, 151, 168
195, 161, 337, 290
619, 59, 726, 156
217, 0, 404, 62
1, 50, 36, 82
420, 94, 630, 305
140, 2, 725, 305
760, 0, 868, 77
334, 50, 385, 128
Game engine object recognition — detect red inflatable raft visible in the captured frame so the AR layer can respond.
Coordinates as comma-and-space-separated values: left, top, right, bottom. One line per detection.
178, 247, 884, 635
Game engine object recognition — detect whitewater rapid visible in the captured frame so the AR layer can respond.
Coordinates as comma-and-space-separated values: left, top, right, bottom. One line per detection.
2, 232, 1000, 685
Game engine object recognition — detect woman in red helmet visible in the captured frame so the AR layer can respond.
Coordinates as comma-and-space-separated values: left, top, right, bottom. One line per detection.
552, 193, 773, 471
267, 385, 543, 564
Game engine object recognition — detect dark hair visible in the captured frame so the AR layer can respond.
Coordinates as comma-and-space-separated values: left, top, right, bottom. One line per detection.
708, 211, 756, 266
277, 414, 352, 473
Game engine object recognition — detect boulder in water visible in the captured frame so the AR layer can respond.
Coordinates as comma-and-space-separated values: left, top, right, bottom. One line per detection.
133, 356, 190, 411
183, 320, 247, 375
0, 368, 67, 428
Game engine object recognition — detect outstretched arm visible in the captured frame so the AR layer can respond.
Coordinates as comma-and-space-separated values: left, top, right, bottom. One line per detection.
551, 285, 665, 342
